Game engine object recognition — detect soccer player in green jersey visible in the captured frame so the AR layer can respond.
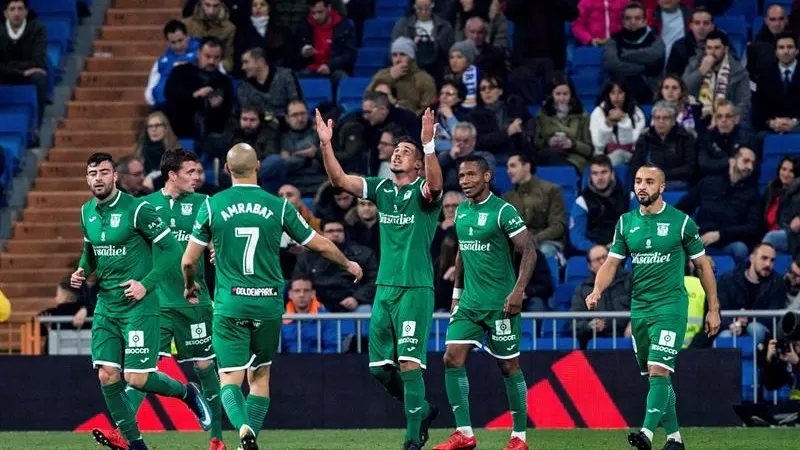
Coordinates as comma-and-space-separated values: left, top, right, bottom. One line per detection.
317, 107, 443, 450
586, 164, 721, 450
181, 143, 363, 450
433, 155, 536, 450
70, 153, 212, 450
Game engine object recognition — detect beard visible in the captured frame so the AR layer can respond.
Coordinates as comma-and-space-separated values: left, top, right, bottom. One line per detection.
637, 190, 661, 207
93, 184, 114, 200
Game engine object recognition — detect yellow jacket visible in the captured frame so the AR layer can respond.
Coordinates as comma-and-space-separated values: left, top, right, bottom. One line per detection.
0, 290, 11, 323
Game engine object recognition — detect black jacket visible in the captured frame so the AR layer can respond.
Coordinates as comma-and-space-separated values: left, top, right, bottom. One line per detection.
746, 26, 780, 83
366, 106, 420, 174
0, 18, 47, 77
469, 95, 531, 154
630, 126, 696, 184
676, 172, 761, 246
665, 32, 702, 77
576, 180, 631, 248
696, 125, 754, 176
233, 20, 292, 78
775, 178, 800, 254
753, 63, 800, 131
718, 263, 786, 327
294, 13, 358, 73
521, 249, 554, 305
569, 268, 632, 341
506, 0, 579, 69
164, 64, 233, 138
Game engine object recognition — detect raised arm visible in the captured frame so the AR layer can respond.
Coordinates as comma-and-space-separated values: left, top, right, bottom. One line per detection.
421, 108, 443, 200
316, 109, 366, 197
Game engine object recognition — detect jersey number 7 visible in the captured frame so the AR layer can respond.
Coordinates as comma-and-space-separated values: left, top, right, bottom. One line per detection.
235, 227, 259, 275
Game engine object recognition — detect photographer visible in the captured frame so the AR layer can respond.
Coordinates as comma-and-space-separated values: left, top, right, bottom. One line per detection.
763, 311, 800, 393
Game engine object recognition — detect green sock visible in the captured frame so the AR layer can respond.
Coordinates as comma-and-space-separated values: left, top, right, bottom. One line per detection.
101, 381, 141, 443
504, 370, 528, 433
245, 394, 270, 437
124, 386, 147, 416
369, 365, 405, 402
642, 376, 670, 433
444, 367, 471, 428
141, 371, 187, 398
400, 369, 426, 445
220, 384, 249, 431
194, 363, 223, 440
660, 382, 679, 434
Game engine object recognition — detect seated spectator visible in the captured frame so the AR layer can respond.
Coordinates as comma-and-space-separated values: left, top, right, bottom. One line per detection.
294, 219, 378, 312
281, 275, 338, 354
0, 0, 46, 126
238, 47, 300, 118
233, 0, 291, 78
316, 101, 366, 173
367, 37, 437, 115
470, 74, 530, 156
443, 40, 479, 109
184, 0, 237, 72
431, 190, 462, 264
569, 245, 631, 347
572, 0, 627, 47
653, 73, 700, 135
461, 17, 507, 80
763, 175, 800, 255
570, 155, 634, 253
390, 0, 455, 81
279, 183, 321, 231
438, 122, 496, 191
115, 155, 152, 197
450, 0, 508, 52
763, 328, 800, 394
682, 30, 751, 126
374, 125, 401, 179
281, 100, 326, 196
345, 198, 380, 256
531, 75, 592, 171
521, 248, 555, 312
192, 160, 219, 196
717, 243, 785, 344
361, 91, 420, 173
676, 146, 759, 262
747, 5, 789, 85
648, 0, 691, 65
225, 104, 282, 192
371, 81, 399, 106
503, 152, 566, 259
603, 2, 665, 104
164, 37, 233, 143
434, 232, 458, 311
314, 182, 356, 222
41, 277, 93, 332
666, 7, 715, 76
134, 112, 180, 183
270, 0, 347, 33
295, 0, 357, 85
630, 101, 696, 189
763, 156, 797, 237
145, 20, 201, 107
785, 257, 800, 310
753, 32, 800, 134
697, 100, 753, 176
590, 79, 646, 166
183, 0, 251, 29
432, 80, 470, 154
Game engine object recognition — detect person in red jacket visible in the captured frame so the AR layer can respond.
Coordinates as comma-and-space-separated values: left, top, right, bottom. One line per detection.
295, 0, 358, 85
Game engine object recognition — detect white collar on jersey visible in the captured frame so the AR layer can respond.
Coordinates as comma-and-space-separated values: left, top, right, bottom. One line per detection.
474, 192, 494, 205
639, 201, 666, 216
231, 184, 260, 188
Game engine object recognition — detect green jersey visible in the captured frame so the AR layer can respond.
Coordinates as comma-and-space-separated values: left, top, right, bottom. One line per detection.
362, 176, 442, 288
79, 190, 180, 318
143, 189, 211, 308
191, 184, 315, 320
454, 193, 527, 310
608, 203, 705, 317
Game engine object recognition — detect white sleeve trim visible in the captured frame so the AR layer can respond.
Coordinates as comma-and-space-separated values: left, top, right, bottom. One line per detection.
680, 215, 689, 240
508, 226, 526, 238
359, 177, 369, 199
281, 198, 288, 227
575, 196, 588, 212
608, 252, 626, 259
133, 201, 148, 228
152, 228, 171, 244
497, 203, 511, 228
189, 235, 209, 247
204, 197, 212, 226
299, 230, 316, 246
83, 237, 90, 242
689, 250, 706, 260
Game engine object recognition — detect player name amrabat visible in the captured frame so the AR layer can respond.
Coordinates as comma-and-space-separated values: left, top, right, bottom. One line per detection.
631, 252, 672, 264
459, 240, 492, 252
379, 213, 415, 225
221, 202, 275, 222
93, 245, 127, 256
231, 287, 278, 297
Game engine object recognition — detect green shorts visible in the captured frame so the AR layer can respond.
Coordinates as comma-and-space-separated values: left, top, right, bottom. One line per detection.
158, 306, 215, 363
445, 305, 521, 359
368, 286, 434, 369
213, 315, 281, 373
630, 314, 687, 374
91, 313, 159, 373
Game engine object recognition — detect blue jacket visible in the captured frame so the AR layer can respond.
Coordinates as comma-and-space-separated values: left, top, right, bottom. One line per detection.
149, 38, 201, 106
281, 306, 338, 354
569, 183, 635, 253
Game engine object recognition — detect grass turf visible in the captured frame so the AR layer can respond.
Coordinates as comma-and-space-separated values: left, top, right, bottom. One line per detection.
0, 428, 794, 449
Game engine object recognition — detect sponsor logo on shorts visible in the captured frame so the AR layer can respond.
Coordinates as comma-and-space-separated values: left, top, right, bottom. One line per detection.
190, 323, 207, 339
125, 347, 150, 355
658, 330, 677, 348
402, 321, 416, 337
231, 286, 277, 297
495, 319, 512, 336
649, 344, 678, 355
128, 330, 144, 348
491, 334, 517, 342
398, 337, 419, 345
184, 335, 212, 347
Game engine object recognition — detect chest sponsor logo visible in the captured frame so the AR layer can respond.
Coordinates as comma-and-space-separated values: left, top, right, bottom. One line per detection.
173, 229, 192, 242
230, 286, 278, 297
398, 320, 418, 345
631, 251, 671, 264
459, 239, 492, 251
93, 245, 127, 256
658, 330, 677, 348
110, 213, 122, 228
181, 203, 193, 216
477, 212, 488, 226
379, 212, 415, 225
657, 222, 670, 237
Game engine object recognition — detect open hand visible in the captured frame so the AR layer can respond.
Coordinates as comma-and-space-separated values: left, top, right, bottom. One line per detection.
421, 108, 435, 145
315, 109, 334, 143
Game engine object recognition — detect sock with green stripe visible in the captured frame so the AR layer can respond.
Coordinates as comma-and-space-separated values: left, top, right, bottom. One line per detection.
194, 363, 223, 440
101, 381, 142, 443
141, 371, 187, 398
504, 370, 528, 438
444, 367, 472, 433
661, 381, 682, 441
245, 394, 270, 437
401, 369, 426, 445
124, 386, 147, 416
642, 375, 670, 435
220, 384, 249, 431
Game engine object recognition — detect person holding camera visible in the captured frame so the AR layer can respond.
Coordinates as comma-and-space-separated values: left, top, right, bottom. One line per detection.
764, 311, 800, 394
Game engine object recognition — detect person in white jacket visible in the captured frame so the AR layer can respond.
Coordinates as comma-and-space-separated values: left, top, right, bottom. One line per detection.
589, 79, 645, 166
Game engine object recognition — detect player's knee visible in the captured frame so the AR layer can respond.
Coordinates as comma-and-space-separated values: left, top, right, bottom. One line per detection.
442, 350, 466, 368
647, 366, 671, 378
97, 366, 120, 385
124, 371, 149, 389
193, 359, 213, 371
247, 365, 270, 395
498, 358, 520, 377
399, 360, 420, 372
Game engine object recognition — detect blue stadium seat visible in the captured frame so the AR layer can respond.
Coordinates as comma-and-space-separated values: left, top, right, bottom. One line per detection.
428, 318, 448, 351
492, 165, 512, 195
775, 253, 792, 274
299, 78, 332, 111
507, 21, 515, 52
178, 139, 195, 152
763, 134, 800, 162
640, 104, 653, 122
537, 166, 579, 197
374, 0, 407, 19
553, 282, 577, 311
527, 105, 541, 117
0, 85, 38, 131
572, 72, 603, 104
546, 254, 560, 288
354, 47, 388, 77
752, 16, 764, 39
336, 77, 370, 104
562, 191, 576, 221
362, 18, 395, 48
565, 256, 589, 285
715, 16, 748, 56
588, 337, 633, 350
0, 112, 29, 165
662, 190, 686, 205
0, 135, 23, 188
727, 0, 756, 22
42, 19, 72, 57
29, 0, 78, 29
302, 197, 314, 212
741, 359, 756, 402
712, 255, 735, 275
570, 47, 604, 76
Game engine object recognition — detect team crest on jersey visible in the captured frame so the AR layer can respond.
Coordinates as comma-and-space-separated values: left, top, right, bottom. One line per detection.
170, 218, 176, 228
110, 213, 122, 228
101, 231, 106, 242
646, 238, 652, 249
477, 212, 488, 226
180, 203, 193, 216
403, 190, 412, 200
657, 222, 670, 237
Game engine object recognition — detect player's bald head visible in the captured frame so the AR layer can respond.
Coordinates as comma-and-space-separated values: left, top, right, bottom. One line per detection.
636, 164, 665, 184
226, 143, 258, 178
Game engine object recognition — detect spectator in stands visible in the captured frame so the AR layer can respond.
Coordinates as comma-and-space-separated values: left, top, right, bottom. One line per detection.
367, 37, 437, 115
134, 112, 180, 182
603, 2, 666, 104
682, 30, 751, 126
763, 175, 800, 255
763, 156, 797, 238
785, 258, 800, 310
434, 231, 459, 311
145, 20, 201, 107
461, 16, 507, 80
665, 8, 715, 76
747, 4, 789, 84
697, 100, 753, 176
449, 0, 508, 51
294, 219, 378, 312
360, 91, 420, 173
717, 243, 785, 344
374, 125, 401, 179
281, 100, 326, 196
589, 78, 646, 166
164, 37, 233, 143
503, 152, 567, 259
193, 160, 219, 196
390, 0, 455, 81
238, 46, 300, 119
569, 244, 632, 347
184, 0, 237, 72
763, 327, 800, 394
531, 74, 592, 171
295, 0, 357, 85
225, 104, 283, 192
314, 183, 356, 222
279, 183, 321, 231
183, 0, 251, 29
345, 198, 380, 256
41, 277, 89, 331
569, 155, 633, 253
272, 0, 346, 33
115, 155, 151, 197
753, 32, 800, 134
432, 80, 470, 154
648, 0, 691, 65
676, 146, 759, 262
0, 0, 46, 126
281, 275, 338, 354
572, 0, 626, 47
431, 190, 462, 264
443, 40, 479, 109
370, 81, 399, 106
438, 122, 496, 191
653, 73, 699, 135
233, 0, 291, 77
630, 101, 696, 189
470, 74, 530, 156
521, 248, 555, 312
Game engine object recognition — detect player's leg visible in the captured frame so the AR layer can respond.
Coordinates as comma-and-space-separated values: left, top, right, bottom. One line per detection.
628, 316, 655, 450
648, 316, 687, 450
368, 286, 404, 402
125, 309, 177, 417
214, 315, 256, 449
245, 318, 281, 438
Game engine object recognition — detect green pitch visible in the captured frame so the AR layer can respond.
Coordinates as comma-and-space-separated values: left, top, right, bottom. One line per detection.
0, 428, 793, 449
